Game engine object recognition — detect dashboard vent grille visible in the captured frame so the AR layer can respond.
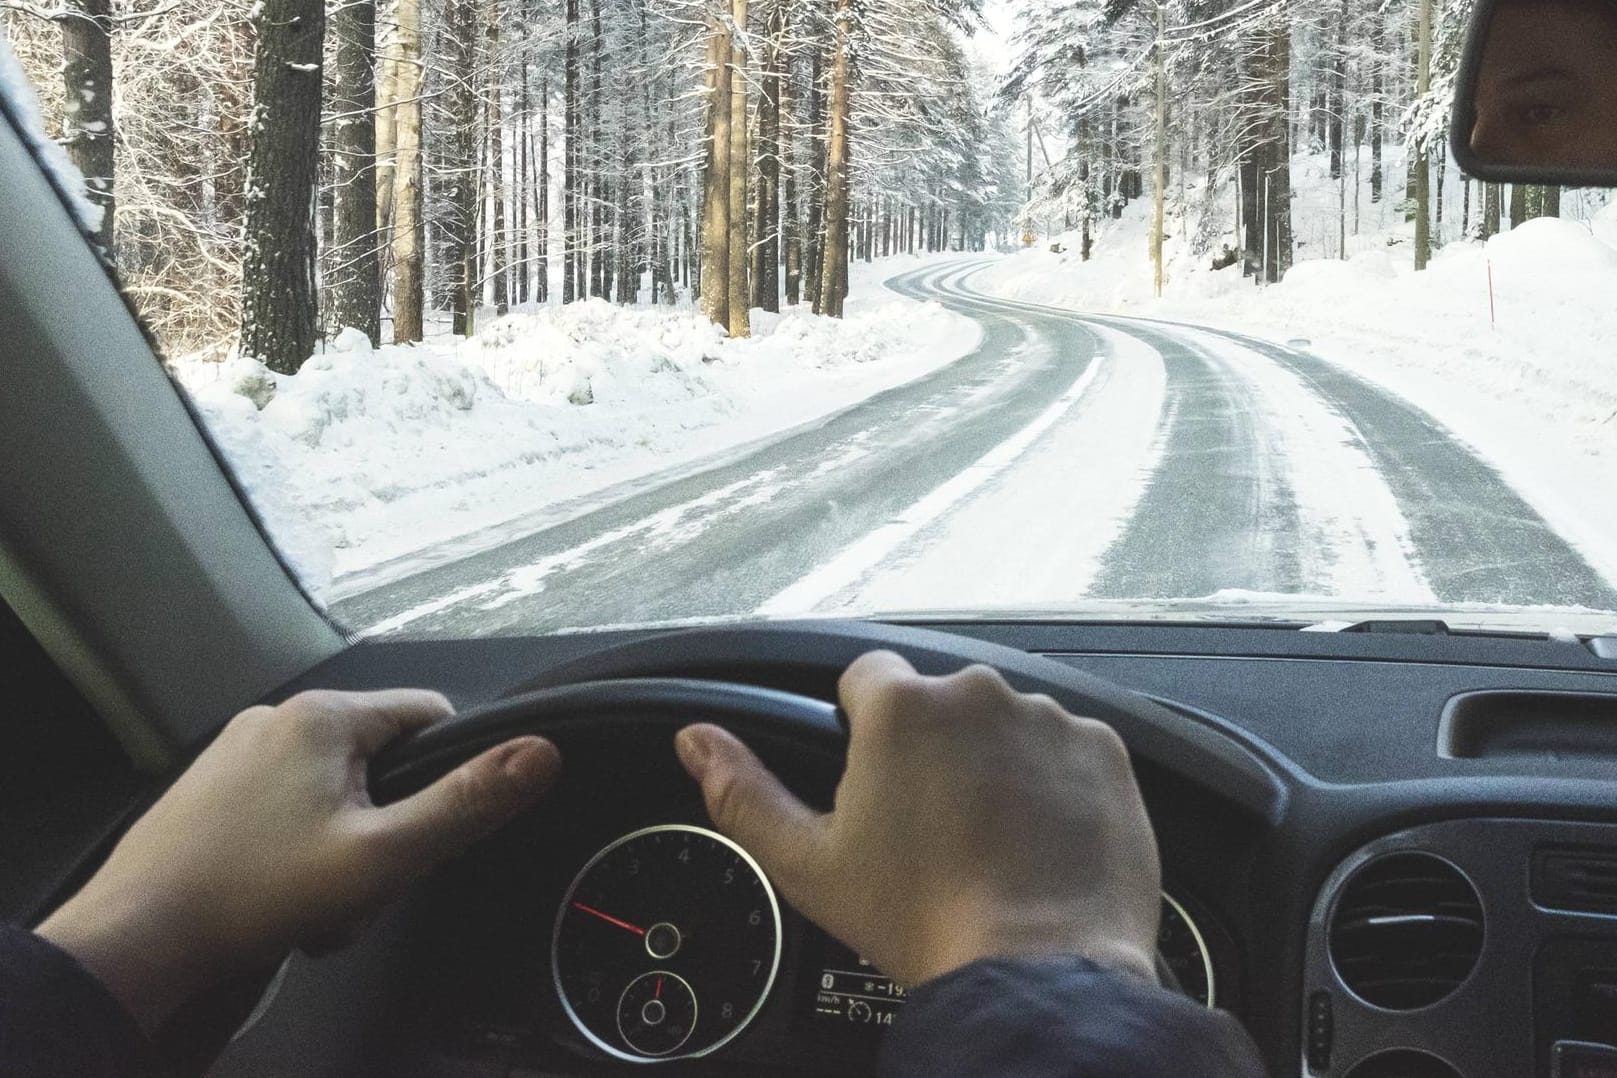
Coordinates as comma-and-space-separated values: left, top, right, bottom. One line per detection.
1534, 847, 1617, 915
1329, 852, 1483, 1010
1342, 1048, 1462, 1078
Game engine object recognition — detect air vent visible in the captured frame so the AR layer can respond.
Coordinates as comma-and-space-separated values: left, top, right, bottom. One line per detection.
1342, 1048, 1462, 1078
1534, 847, 1617, 915
1328, 852, 1484, 1010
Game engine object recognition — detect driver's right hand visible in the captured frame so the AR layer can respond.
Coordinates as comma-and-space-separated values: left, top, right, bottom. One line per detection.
674, 650, 1162, 989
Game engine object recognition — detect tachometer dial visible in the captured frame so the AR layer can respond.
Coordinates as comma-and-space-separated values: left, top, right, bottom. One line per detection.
553, 825, 782, 1062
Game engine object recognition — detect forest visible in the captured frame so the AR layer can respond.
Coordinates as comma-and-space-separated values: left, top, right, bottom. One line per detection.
2, 0, 1565, 373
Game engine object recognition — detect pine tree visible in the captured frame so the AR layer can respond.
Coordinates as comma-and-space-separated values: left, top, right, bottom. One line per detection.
239, 0, 327, 373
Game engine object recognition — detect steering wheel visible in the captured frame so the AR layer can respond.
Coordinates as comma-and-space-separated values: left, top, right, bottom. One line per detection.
371, 620, 1281, 821
370, 678, 846, 803
365, 621, 1288, 1008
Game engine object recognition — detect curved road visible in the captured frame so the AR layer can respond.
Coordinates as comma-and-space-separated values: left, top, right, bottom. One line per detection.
332, 260, 1617, 636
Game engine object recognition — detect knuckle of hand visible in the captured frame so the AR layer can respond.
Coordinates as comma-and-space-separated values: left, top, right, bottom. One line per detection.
228, 704, 277, 736
283, 689, 350, 732
1076, 718, 1131, 771
868, 672, 931, 719
945, 663, 1010, 711
1024, 692, 1066, 717
287, 688, 341, 713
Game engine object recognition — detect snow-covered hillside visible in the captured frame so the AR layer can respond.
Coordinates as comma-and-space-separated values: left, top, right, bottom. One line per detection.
169, 265, 979, 600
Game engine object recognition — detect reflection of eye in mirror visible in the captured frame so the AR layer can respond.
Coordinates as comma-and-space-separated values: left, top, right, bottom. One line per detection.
1460, 0, 1617, 177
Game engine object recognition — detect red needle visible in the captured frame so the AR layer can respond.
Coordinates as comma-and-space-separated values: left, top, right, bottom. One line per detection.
656, 976, 663, 999
571, 901, 646, 936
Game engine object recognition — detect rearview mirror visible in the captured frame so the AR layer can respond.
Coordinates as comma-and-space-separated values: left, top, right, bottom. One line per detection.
1451, 0, 1617, 186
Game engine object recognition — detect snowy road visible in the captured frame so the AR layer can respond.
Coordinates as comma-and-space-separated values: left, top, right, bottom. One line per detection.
333, 259, 1617, 636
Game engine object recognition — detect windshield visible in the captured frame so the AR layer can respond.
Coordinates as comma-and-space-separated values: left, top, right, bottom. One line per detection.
5, 0, 1616, 639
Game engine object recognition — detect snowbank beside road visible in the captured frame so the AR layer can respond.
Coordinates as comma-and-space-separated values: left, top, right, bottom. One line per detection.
170, 276, 980, 602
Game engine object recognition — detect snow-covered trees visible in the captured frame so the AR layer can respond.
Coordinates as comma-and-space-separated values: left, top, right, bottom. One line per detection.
1005, 0, 1554, 280
7, 0, 1574, 364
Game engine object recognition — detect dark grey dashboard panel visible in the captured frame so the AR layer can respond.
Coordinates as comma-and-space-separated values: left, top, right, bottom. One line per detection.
1302, 819, 1617, 1078
1049, 653, 1617, 783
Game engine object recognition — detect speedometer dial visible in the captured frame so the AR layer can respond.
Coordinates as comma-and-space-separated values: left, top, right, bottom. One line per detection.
552, 825, 782, 1062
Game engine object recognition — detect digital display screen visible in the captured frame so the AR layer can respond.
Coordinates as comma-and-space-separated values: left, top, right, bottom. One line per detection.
800, 932, 907, 1036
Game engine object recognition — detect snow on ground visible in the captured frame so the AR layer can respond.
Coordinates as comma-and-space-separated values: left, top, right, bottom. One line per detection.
971, 144, 1617, 596
169, 261, 980, 602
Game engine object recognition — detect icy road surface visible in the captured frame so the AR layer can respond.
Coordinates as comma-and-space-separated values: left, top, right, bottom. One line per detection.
333, 259, 1617, 636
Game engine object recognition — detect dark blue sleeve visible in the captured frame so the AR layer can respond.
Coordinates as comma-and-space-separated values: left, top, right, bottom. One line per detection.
0, 924, 157, 1078
878, 956, 1268, 1078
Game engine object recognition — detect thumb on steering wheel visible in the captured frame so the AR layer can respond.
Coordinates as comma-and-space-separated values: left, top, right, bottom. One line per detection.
676, 724, 829, 911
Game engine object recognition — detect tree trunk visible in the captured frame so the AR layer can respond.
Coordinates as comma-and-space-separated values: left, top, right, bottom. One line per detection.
538, 77, 550, 303
616, 131, 634, 304
444, 0, 481, 335
817, 0, 851, 317
1509, 183, 1526, 228
805, 46, 826, 313
1328, 0, 1346, 180
1433, 151, 1444, 241
586, 0, 604, 299
563, 0, 580, 303
390, 0, 423, 341
781, 24, 801, 307
488, 5, 509, 316
331, 0, 380, 343
1369, 6, 1384, 204
1482, 182, 1501, 239
1150, 0, 1166, 298
754, 2, 784, 313
375, 0, 397, 272
1413, 0, 1432, 270
1241, 16, 1291, 283
726, 0, 751, 337
240, 0, 326, 373
699, 17, 731, 327
517, 58, 530, 304
60, 0, 115, 256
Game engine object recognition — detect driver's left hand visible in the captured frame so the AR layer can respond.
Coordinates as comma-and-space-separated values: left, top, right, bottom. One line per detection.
36, 689, 559, 1032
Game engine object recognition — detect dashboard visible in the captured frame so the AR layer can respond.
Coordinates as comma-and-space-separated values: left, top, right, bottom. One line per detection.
214, 618, 1617, 1078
